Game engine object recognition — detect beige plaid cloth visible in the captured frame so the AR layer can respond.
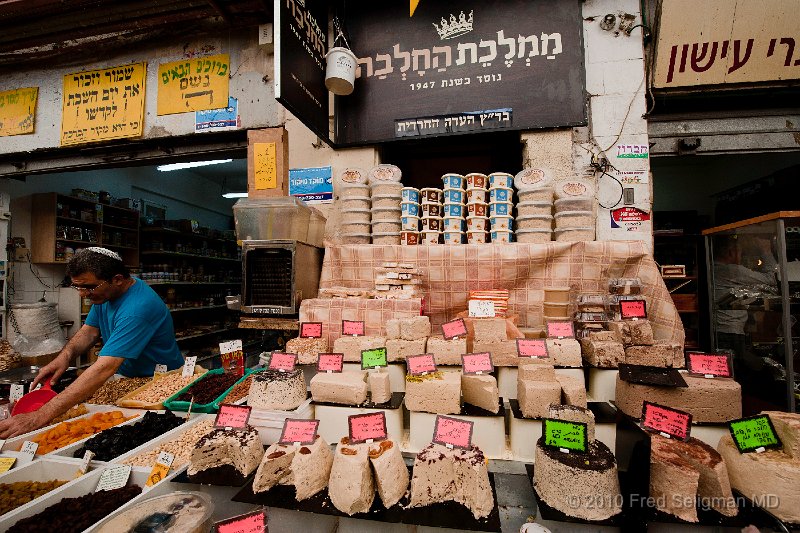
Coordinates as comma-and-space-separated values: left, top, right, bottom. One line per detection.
308, 242, 684, 345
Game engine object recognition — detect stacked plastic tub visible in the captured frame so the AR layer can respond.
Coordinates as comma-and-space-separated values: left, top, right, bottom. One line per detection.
442, 173, 466, 244
338, 168, 372, 244
514, 168, 556, 243
400, 186, 421, 245
487, 173, 514, 242
369, 164, 403, 245
419, 187, 444, 244
553, 178, 596, 242
463, 173, 488, 243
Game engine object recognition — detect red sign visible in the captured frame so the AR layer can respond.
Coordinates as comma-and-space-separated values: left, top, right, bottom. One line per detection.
269, 352, 297, 372
461, 352, 494, 374
406, 354, 437, 376
546, 321, 575, 338
686, 352, 732, 378
279, 419, 320, 444
348, 412, 387, 443
300, 322, 323, 338
620, 300, 647, 320
317, 353, 344, 373
215, 510, 266, 533
342, 320, 365, 336
516, 339, 549, 358
441, 318, 467, 340
219, 340, 245, 377
214, 404, 252, 430
432, 415, 474, 449
642, 401, 692, 441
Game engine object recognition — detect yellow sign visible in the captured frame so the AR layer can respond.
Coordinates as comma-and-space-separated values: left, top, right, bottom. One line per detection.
410, 0, 420, 16
157, 54, 230, 115
146, 462, 170, 487
0, 457, 16, 473
254, 142, 277, 190
0, 87, 37, 136
61, 63, 146, 146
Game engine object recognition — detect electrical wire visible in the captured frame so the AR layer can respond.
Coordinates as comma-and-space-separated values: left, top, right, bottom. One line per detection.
26, 251, 58, 290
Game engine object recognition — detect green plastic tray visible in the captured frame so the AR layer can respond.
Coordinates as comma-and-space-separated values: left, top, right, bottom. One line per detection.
163, 367, 255, 414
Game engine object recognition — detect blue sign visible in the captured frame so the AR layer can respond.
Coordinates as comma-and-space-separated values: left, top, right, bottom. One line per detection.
195, 97, 239, 132
289, 166, 333, 203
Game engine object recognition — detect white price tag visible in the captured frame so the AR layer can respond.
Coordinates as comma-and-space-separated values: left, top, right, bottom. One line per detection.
182, 356, 197, 378
154, 364, 168, 375
96, 465, 131, 492
20, 441, 38, 463
78, 450, 95, 475
219, 339, 243, 354
156, 451, 175, 467
9, 384, 24, 403
0, 439, 5, 452
468, 300, 496, 318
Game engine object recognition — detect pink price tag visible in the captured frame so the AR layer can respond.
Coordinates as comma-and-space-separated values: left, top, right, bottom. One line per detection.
441, 318, 468, 340
348, 412, 387, 444
279, 419, 320, 445
686, 353, 732, 378
300, 322, 323, 338
214, 404, 252, 430
642, 401, 692, 440
215, 510, 266, 533
317, 353, 344, 373
461, 352, 494, 375
432, 415, 474, 449
269, 352, 297, 372
342, 320, 365, 336
620, 300, 647, 320
546, 321, 575, 338
406, 354, 437, 376
516, 339, 549, 358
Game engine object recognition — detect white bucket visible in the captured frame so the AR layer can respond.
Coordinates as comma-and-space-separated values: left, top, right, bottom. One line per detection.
325, 47, 357, 95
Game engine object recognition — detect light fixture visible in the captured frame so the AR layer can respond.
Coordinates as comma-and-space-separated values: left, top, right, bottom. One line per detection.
222, 192, 248, 199
157, 159, 233, 172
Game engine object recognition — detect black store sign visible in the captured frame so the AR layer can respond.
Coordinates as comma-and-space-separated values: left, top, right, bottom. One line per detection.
335, 0, 587, 146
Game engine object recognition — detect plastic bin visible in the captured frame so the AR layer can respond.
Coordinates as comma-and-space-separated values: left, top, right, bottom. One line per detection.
163, 368, 257, 414
233, 197, 312, 242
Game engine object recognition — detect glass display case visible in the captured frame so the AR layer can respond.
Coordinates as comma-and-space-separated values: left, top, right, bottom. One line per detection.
704, 212, 799, 414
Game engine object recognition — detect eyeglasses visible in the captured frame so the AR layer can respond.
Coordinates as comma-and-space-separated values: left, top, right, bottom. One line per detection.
70, 281, 108, 294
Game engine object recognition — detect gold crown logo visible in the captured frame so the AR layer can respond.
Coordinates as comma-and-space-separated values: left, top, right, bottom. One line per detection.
433, 10, 473, 40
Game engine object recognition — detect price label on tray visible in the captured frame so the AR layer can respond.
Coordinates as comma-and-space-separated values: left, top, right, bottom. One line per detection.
9, 384, 24, 404
546, 321, 575, 339
146, 451, 175, 487
686, 352, 732, 378
96, 465, 131, 492
441, 318, 467, 340
516, 339, 549, 358
361, 347, 388, 370
620, 299, 647, 320
220, 339, 245, 377
642, 401, 692, 441
269, 352, 297, 372
461, 352, 494, 375
543, 418, 588, 453
19, 441, 37, 463
77, 450, 95, 476
182, 356, 198, 378
432, 415, 474, 449
728, 415, 782, 453
342, 320, 365, 336
348, 412, 387, 444
215, 404, 252, 430
468, 300, 496, 318
300, 322, 323, 338
0, 457, 15, 473
317, 353, 344, 373
154, 364, 168, 376
214, 510, 266, 533
406, 354, 437, 376
279, 419, 320, 445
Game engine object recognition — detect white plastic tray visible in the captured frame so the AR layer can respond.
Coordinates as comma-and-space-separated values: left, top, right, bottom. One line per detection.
108, 414, 213, 467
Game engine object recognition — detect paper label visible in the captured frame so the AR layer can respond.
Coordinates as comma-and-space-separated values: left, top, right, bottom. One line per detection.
516, 339, 549, 358
348, 412, 387, 443
146, 451, 174, 487
214, 404, 252, 430
461, 352, 494, 375
361, 347, 388, 369
546, 321, 575, 338
182, 356, 197, 378
215, 510, 266, 533
468, 300, 496, 318
269, 352, 297, 372
9, 384, 24, 403
317, 353, 344, 373
728, 415, 782, 453
686, 352, 732, 378
342, 320, 365, 336
154, 364, 168, 375
432, 415, 474, 449
0, 457, 16, 473
642, 401, 692, 441
78, 450, 95, 475
441, 318, 467, 340
300, 322, 323, 338
279, 419, 320, 445
406, 354, 437, 376
543, 418, 588, 453
19, 441, 37, 463
96, 465, 131, 492
220, 339, 245, 377
620, 299, 647, 320
254, 142, 277, 190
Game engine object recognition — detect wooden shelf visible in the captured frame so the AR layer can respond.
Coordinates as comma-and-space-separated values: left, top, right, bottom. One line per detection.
141, 226, 237, 244
102, 223, 138, 231
56, 238, 100, 245
176, 328, 230, 341
147, 281, 240, 286
141, 250, 239, 262
102, 244, 138, 250
169, 304, 229, 313
56, 216, 100, 225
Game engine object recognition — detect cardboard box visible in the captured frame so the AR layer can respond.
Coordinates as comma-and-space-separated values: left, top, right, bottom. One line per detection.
247, 127, 289, 198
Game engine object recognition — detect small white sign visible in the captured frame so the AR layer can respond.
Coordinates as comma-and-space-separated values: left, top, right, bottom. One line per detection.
219, 339, 243, 354
96, 465, 131, 492
182, 356, 197, 378
258, 23, 274, 45
156, 451, 175, 467
468, 300, 496, 318
78, 450, 95, 475
154, 364, 168, 375
20, 441, 38, 463
9, 384, 24, 403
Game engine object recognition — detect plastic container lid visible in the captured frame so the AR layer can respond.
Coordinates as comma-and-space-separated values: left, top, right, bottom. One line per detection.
338, 183, 370, 192
373, 231, 402, 236
555, 197, 594, 210
555, 210, 594, 219
94, 491, 214, 533
518, 201, 552, 208
554, 227, 594, 235
515, 167, 555, 190
339, 168, 368, 186
372, 193, 403, 200
517, 214, 554, 221
368, 164, 402, 183
516, 228, 552, 234
340, 195, 371, 202
371, 207, 402, 212
554, 179, 596, 199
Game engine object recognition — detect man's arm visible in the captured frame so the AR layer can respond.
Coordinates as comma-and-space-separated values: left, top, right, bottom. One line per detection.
31, 324, 101, 389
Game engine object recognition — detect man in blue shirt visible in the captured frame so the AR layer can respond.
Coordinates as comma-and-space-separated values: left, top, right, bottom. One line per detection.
0, 247, 183, 437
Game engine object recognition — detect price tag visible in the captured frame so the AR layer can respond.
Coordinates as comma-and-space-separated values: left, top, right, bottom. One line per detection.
543, 418, 588, 453
19, 441, 37, 463
146, 451, 175, 487
95, 464, 131, 492
182, 356, 198, 378
686, 352, 732, 378
214, 404, 252, 430
546, 321, 575, 339
642, 401, 692, 441
300, 322, 323, 338
342, 320, 365, 336
728, 415, 782, 453
348, 412, 387, 444
361, 347, 388, 370
317, 353, 344, 373
214, 510, 266, 533
279, 419, 320, 445
0, 457, 16, 473
154, 364, 168, 376
0, 439, 5, 452
441, 318, 467, 340
468, 300, 496, 318
432, 415, 474, 449
220, 339, 245, 377
77, 450, 95, 476
9, 384, 24, 403
269, 352, 297, 372
620, 299, 647, 320
406, 354, 437, 376
516, 339, 549, 358
461, 352, 494, 375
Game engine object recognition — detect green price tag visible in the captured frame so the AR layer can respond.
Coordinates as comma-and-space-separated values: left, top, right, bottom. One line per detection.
728, 415, 782, 453
543, 418, 588, 453
361, 347, 388, 369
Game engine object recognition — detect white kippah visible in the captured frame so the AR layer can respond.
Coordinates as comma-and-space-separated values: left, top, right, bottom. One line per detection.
84, 247, 123, 261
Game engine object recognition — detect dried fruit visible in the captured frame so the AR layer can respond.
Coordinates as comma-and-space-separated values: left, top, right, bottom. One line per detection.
299, 447, 311, 455
268, 451, 286, 459
341, 447, 357, 456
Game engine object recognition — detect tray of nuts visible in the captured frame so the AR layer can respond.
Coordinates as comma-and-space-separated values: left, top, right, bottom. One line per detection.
116, 366, 207, 410
163, 368, 257, 414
